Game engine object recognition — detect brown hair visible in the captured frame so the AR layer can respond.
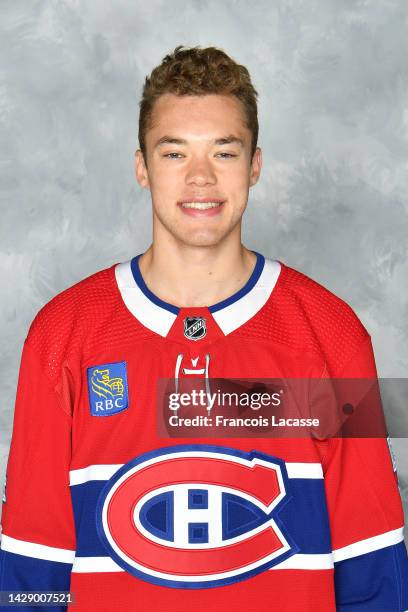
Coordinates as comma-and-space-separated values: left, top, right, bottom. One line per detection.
138, 45, 259, 161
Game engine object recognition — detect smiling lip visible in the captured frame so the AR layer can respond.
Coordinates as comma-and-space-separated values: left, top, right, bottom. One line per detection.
177, 198, 225, 217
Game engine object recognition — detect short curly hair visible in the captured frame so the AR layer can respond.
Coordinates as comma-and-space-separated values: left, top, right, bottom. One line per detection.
138, 45, 259, 160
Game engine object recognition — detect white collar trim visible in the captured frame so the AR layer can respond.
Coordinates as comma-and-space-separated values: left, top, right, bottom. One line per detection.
114, 258, 281, 337
211, 258, 281, 334
115, 261, 177, 337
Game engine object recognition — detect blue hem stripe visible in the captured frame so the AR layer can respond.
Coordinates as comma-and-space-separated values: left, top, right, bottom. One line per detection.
130, 251, 265, 315
70, 477, 330, 557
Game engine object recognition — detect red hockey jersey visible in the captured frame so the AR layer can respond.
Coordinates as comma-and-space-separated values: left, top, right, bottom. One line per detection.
1, 251, 407, 611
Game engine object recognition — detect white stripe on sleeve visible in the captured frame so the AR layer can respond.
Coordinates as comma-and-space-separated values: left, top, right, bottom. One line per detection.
332, 527, 404, 562
0, 534, 75, 564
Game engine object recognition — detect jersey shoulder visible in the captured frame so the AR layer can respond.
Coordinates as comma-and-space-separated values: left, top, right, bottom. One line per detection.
24, 263, 140, 385
279, 261, 369, 337
249, 259, 371, 376
28, 262, 116, 330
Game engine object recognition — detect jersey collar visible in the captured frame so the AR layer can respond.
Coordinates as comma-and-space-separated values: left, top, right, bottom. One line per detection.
115, 251, 281, 337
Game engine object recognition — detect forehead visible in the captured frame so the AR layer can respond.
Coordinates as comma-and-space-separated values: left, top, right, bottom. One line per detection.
147, 93, 249, 140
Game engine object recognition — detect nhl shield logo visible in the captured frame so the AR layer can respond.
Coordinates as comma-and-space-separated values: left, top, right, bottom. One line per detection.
184, 316, 207, 341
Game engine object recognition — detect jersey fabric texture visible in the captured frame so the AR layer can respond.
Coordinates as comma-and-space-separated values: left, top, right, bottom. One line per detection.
1, 251, 407, 611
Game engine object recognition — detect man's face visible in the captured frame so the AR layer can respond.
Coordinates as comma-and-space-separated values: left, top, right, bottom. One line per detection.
135, 93, 262, 247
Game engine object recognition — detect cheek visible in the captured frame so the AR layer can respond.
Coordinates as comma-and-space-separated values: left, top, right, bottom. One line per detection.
149, 173, 181, 216
221, 161, 251, 186
150, 164, 182, 190
225, 173, 251, 202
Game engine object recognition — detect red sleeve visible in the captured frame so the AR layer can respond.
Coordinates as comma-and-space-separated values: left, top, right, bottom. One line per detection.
0, 339, 75, 602
323, 335, 408, 610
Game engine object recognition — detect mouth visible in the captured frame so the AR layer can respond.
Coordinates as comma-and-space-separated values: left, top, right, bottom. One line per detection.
177, 199, 225, 217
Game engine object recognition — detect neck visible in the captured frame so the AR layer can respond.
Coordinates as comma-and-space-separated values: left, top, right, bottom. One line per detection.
137, 238, 257, 309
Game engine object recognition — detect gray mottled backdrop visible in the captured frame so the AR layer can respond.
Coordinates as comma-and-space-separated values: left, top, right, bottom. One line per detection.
1, 0, 407, 544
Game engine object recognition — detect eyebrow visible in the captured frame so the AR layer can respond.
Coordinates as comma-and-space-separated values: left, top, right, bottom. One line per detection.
154, 135, 244, 148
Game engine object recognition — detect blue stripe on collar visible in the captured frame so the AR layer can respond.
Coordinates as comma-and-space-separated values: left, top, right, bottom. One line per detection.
130, 251, 265, 315
130, 255, 180, 315
209, 252, 265, 313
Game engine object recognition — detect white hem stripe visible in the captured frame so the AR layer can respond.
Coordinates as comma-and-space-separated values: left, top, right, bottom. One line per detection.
71, 553, 333, 573
71, 527, 404, 574
69, 464, 123, 486
70, 528, 404, 573
285, 462, 323, 479
73, 556, 124, 573
69, 461, 323, 485
273, 553, 333, 570
0, 534, 75, 564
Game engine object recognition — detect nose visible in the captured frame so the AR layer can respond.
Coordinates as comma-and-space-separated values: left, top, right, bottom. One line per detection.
185, 156, 217, 187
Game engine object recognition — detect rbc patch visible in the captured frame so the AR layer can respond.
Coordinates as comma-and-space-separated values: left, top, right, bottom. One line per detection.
87, 361, 129, 416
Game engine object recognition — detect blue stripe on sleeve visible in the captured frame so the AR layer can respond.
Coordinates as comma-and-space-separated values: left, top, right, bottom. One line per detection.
0, 549, 72, 611
335, 540, 408, 611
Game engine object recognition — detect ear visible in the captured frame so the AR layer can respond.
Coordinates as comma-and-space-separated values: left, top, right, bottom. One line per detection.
135, 149, 150, 189
249, 147, 262, 187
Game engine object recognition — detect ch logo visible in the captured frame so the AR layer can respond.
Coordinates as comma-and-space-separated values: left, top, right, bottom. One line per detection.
96, 445, 296, 588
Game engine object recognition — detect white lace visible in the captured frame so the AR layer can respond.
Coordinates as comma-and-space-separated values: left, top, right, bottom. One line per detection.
174, 353, 212, 412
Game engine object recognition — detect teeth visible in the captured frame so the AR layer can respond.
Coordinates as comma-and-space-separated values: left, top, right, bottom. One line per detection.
181, 201, 222, 209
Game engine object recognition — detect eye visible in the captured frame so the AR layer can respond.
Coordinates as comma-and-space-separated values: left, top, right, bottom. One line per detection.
216, 152, 237, 158
163, 152, 184, 159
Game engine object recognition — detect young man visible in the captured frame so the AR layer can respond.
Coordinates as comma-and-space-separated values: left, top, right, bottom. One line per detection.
1, 45, 407, 611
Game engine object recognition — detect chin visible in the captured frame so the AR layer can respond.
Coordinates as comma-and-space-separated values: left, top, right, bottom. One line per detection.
178, 231, 225, 248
